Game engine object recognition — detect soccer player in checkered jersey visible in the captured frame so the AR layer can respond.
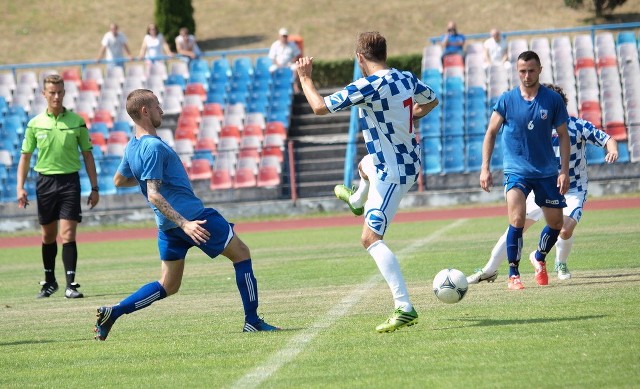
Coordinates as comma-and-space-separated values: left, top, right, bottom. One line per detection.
296, 32, 439, 332
469, 84, 618, 286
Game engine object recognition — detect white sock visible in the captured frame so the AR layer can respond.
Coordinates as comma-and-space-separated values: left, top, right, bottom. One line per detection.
349, 178, 369, 208
555, 236, 573, 264
367, 240, 412, 311
483, 228, 508, 274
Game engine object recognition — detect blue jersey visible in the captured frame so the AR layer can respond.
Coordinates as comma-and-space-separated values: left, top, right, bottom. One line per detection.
324, 68, 437, 184
495, 85, 569, 178
118, 135, 204, 231
552, 116, 610, 193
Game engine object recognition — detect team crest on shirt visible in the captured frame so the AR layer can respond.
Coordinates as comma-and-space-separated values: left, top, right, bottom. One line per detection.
540, 109, 548, 120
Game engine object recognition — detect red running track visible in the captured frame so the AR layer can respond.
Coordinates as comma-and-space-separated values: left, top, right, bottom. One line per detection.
1, 197, 638, 249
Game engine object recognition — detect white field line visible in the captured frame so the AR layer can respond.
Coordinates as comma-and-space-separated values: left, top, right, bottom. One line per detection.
231, 218, 468, 389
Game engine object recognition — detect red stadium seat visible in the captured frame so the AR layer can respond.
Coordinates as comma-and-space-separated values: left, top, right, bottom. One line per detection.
597, 56, 617, 69
188, 158, 213, 180
220, 125, 241, 140
92, 109, 113, 128
210, 168, 233, 190
195, 137, 217, 153
203, 103, 224, 119
185, 83, 207, 101
242, 124, 264, 140
574, 57, 595, 73
257, 165, 281, 187
62, 68, 82, 87
265, 121, 287, 139
604, 122, 627, 141
442, 54, 464, 68
79, 79, 100, 96
234, 167, 257, 188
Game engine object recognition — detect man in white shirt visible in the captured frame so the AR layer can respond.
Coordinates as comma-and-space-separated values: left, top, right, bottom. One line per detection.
269, 27, 301, 93
97, 23, 133, 69
483, 28, 509, 69
175, 27, 202, 61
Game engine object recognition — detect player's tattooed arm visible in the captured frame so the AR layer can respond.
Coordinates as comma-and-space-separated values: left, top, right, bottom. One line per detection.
146, 179, 188, 228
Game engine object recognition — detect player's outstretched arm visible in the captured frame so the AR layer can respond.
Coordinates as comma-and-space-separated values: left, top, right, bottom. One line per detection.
555, 122, 570, 195
296, 56, 329, 115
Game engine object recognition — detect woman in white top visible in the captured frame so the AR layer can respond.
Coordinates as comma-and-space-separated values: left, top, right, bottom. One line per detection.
139, 24, 173, 63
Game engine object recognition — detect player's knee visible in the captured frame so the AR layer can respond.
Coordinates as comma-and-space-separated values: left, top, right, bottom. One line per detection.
162, 280, 182, 296
560, 229, 573, 240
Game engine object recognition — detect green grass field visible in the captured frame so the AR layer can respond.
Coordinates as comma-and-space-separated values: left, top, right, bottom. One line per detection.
1, 208, 639, 388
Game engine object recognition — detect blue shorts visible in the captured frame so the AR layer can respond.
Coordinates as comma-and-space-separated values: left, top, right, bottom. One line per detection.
504, 174, 566, 209
157, 208, 235, 261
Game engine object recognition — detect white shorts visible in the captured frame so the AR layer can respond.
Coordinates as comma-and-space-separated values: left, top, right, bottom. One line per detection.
363, 172, 415, 237
526, 191, 586, 222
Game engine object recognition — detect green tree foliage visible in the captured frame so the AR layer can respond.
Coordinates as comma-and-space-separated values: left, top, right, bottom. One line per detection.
155, 0, 196, 51
564, 0, 628, 17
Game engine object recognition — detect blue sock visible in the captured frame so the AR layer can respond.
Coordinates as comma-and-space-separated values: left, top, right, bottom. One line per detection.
111, 281, 167, 321
234, 259, 259, 324
506, 225, 523, 277
535, 226, 561, 262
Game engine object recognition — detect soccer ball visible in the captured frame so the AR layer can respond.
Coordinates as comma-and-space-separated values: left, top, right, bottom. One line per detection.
432, 268, 468, 304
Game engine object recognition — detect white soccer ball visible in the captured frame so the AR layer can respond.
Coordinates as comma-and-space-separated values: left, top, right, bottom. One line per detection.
432, 268, 468, 304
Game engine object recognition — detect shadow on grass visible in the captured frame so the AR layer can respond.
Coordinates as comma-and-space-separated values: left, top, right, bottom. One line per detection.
433, 314, 606, 330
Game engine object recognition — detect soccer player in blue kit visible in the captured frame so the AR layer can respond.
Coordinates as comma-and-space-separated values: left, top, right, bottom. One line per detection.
94, 89, 279, 340
296, 32, 439, 332
480, 51, 571, 290
469, 83, 618, 286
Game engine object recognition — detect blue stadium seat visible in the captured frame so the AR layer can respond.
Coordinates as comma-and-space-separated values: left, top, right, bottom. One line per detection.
98, 172, 117, 195
0, 96, 7, 116
586, 143, 606, 164
232, 57, 254, 81
112, 120, 132, 136
206, 88, 227, 105
90, 122, 110, 138
490, 133, 503, 170
210, 58, 231, 84
422, 136, 442, 175
254, 56, 273, 80
442, 136, 465, 173
420, 115, 441, 137
189, 71, 209, 88
465, 137, 484, 172
617, 141, 629, 163
616, 31, 637, 46
166, 73, 187, 89
189, 59, 210, 79
116, 185, 141, 195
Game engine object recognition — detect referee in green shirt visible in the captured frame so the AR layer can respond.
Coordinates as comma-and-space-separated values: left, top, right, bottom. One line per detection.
16, 74, 100, 299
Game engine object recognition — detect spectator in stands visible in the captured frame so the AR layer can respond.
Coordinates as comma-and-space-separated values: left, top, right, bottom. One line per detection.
175, 27, 202, 62
94, 89, 280, 341
441, 21, 465, 59
269, 27, 302, 93
296, 32, 439, 333
479, 51, 571, 290
97, 23, 134, 69
138, 23, 173, 65
483, 28, 509, 69
468, 83, 618, 285
16, 75, 100, 299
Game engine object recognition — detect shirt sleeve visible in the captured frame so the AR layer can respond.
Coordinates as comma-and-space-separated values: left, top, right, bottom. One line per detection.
580, 119, 610, 147
77, 121, 93, 152
21, 124, 36, 154
117, 153, 133, 178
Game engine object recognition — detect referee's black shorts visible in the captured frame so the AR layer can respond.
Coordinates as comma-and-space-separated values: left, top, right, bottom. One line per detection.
36, 172, 82, 225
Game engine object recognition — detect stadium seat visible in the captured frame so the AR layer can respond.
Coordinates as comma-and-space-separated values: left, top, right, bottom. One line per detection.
79, 79, 100, 96
62, 68, 82, 87
605, 122, 627, 141
210, 58, 231, 84
199, 117, 222, 142
586, 142, 606, 164
157, 128, 175, 148
210, 168, 233, 190
257, 165, 281, 187
188, 158, 213, 180
234, 166, 257, 188
220, 125, 241, 140
203, 103, 224, 119
185, 82, 207, 102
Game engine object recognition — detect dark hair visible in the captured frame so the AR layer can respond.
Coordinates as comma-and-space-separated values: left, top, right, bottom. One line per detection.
517, 50, 541, 65
126, 89, 155, 121
356, 31, 387, 62
542, 83, 568, 106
